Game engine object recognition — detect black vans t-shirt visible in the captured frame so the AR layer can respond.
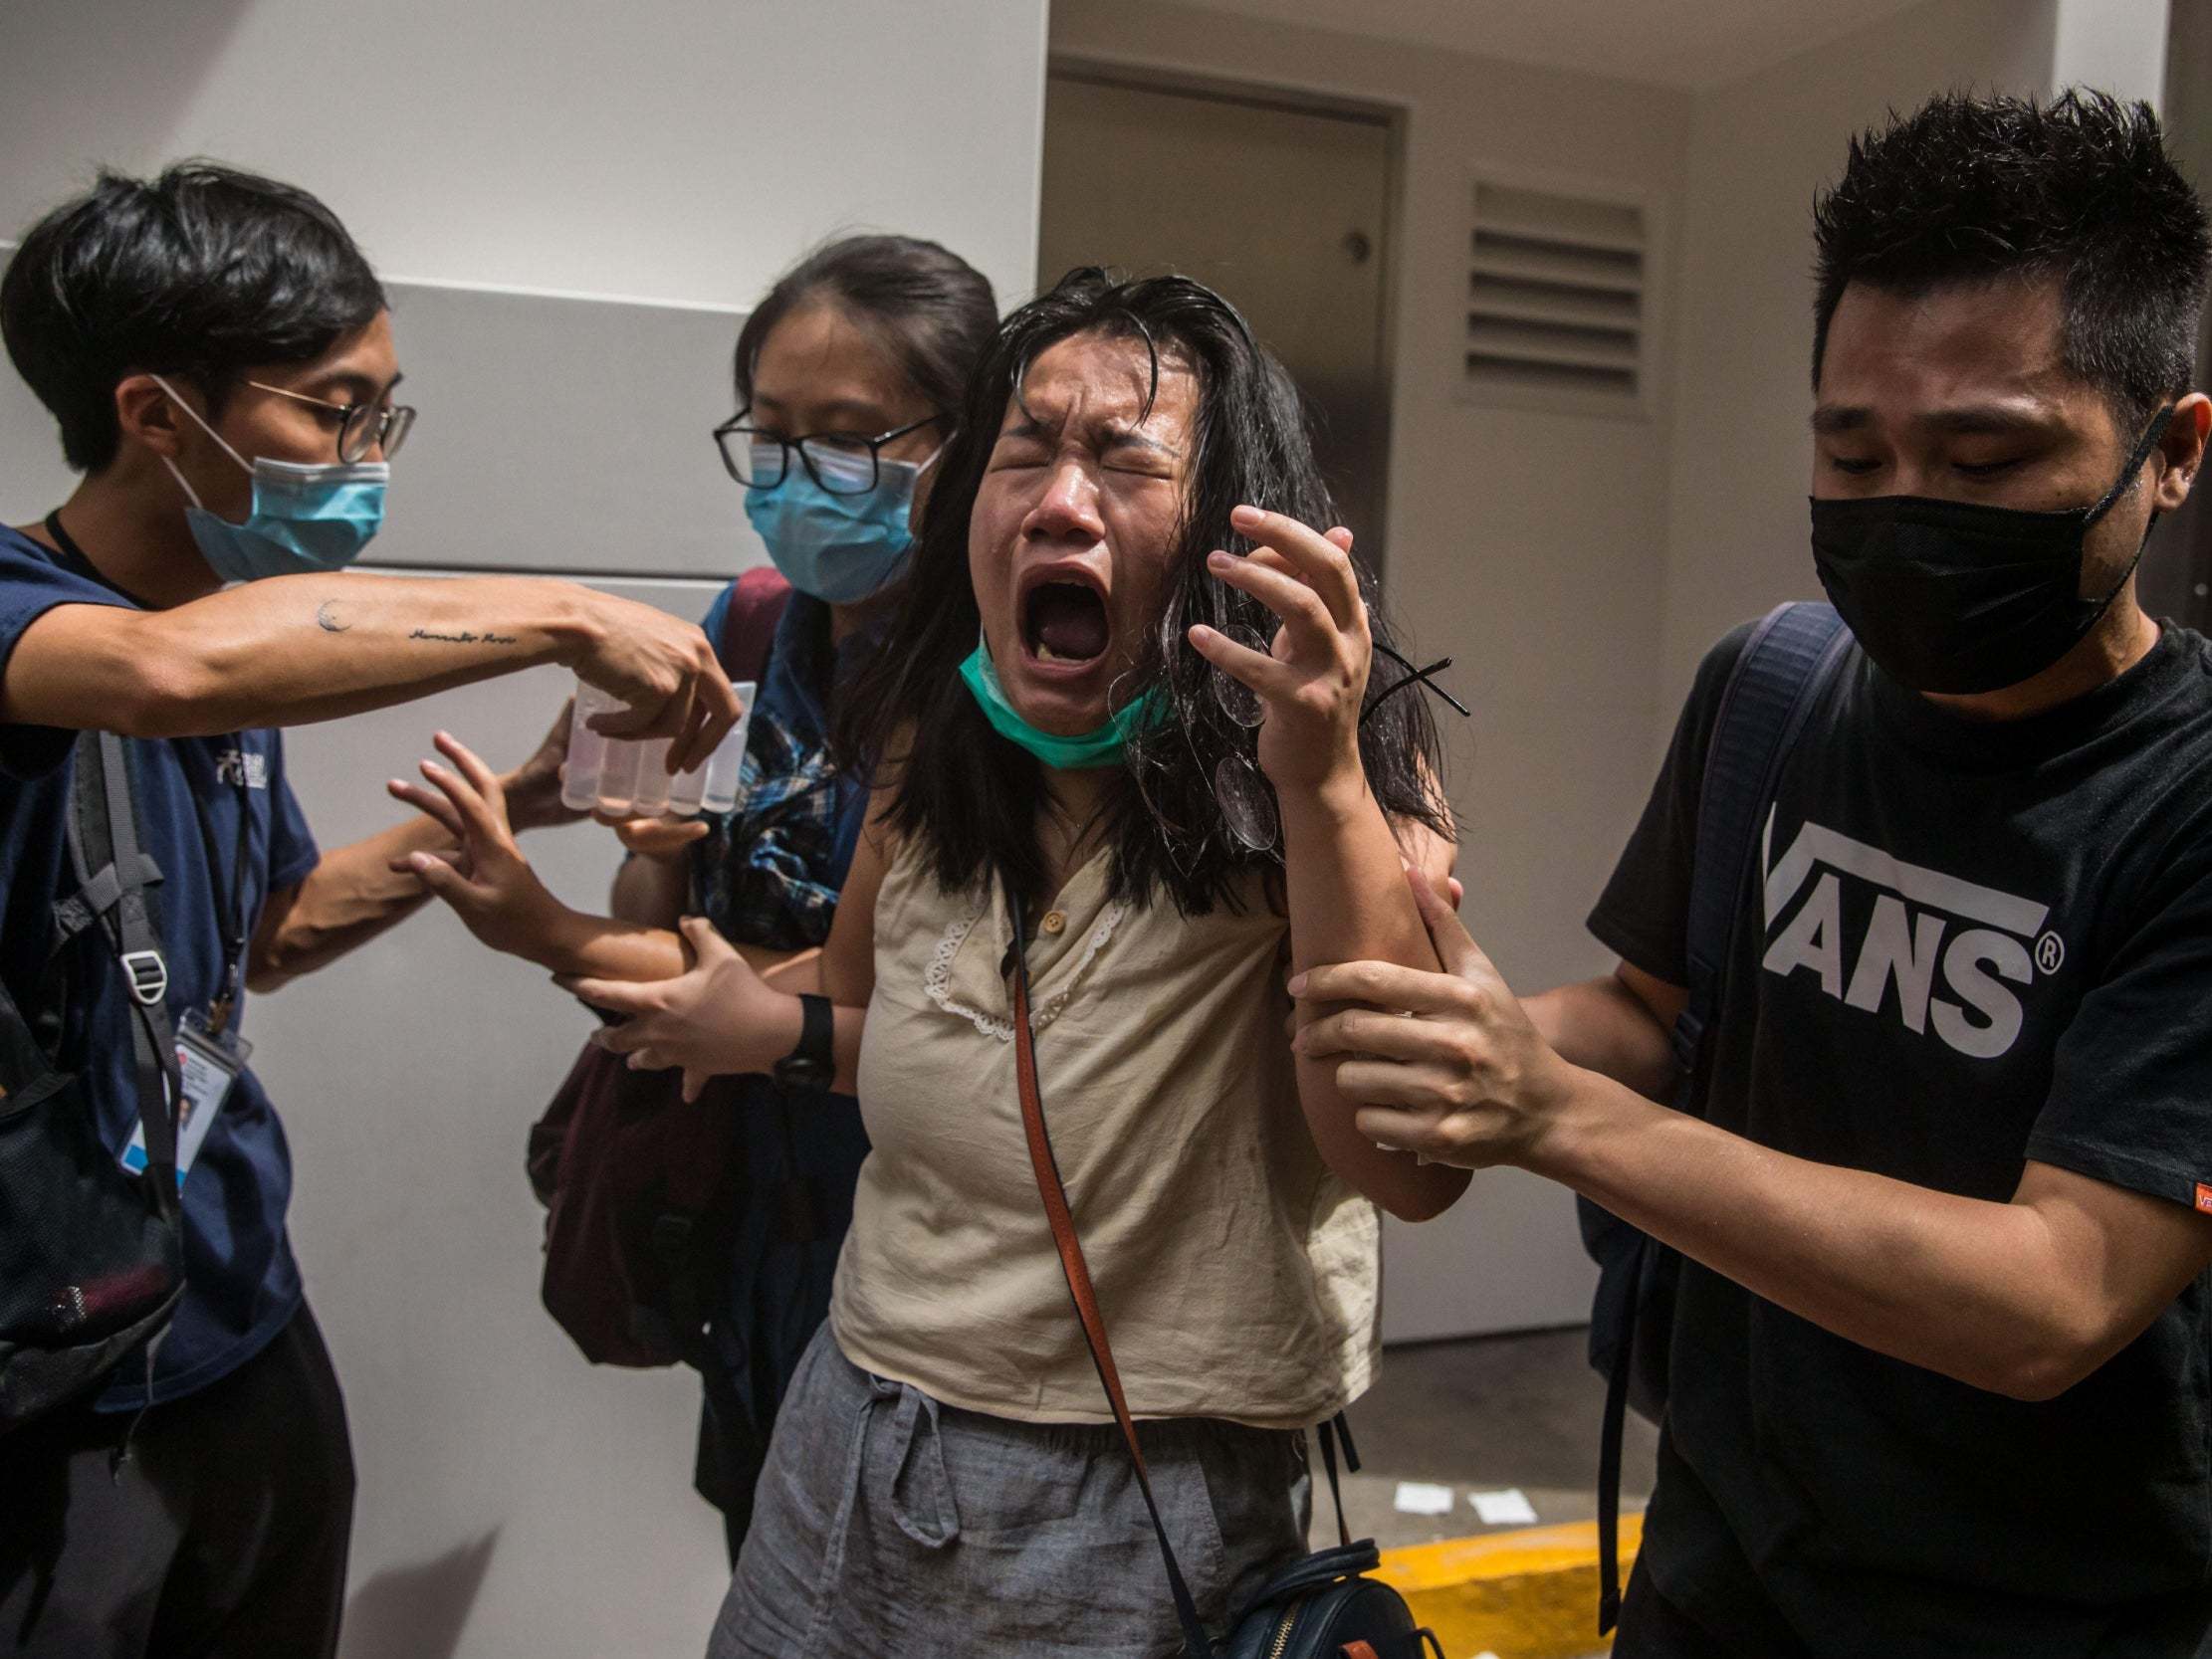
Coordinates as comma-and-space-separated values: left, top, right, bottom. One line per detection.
1590, 621, 2212, 1658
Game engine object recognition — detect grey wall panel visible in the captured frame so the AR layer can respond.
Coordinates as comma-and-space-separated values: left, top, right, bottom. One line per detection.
355, 282, 765, 581
0, 266, 771, 587
254, 575, 737, 1659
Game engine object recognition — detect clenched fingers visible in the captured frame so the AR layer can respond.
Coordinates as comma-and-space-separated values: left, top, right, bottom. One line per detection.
1352, 1106, 1477, 1165
1296, 1006, 1472, 1066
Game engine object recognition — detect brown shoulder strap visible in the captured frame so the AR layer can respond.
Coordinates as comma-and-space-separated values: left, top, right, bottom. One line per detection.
1004, 887, 1216, 1658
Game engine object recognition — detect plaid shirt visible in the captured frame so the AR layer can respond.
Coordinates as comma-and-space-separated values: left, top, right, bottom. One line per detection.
684, 584, 876, 1526
690, 589, 869, 951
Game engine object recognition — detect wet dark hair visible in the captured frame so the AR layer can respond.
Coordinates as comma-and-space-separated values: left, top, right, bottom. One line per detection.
1813, 90, 2212, 425
732, 233, 998, 421
2, 161, 387, 472
834, 268, 1448, 916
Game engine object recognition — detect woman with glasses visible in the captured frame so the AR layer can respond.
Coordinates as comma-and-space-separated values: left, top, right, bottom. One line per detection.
391, 234, 998, 1559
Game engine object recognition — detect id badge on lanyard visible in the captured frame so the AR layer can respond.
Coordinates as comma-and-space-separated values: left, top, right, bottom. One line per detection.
117, 739, 256, 1190
120, 1011, 253, 1189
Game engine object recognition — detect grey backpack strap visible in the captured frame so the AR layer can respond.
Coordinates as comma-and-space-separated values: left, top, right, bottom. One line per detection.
60, 731, 183, 1216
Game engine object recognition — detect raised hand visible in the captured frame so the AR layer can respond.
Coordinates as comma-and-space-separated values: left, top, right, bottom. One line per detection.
1186, 504, 1371, 798
388, 730, 574, 962
555, 917, 797, 1103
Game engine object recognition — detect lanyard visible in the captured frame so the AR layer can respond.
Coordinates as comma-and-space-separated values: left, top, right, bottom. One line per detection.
187, 755, 255, 1038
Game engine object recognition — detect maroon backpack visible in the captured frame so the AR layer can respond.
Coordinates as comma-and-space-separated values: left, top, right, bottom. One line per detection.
525, 566, 790, 1367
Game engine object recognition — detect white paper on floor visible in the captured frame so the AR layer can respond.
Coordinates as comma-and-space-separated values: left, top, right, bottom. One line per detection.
1469, 1487, 1539, 1526
1392, 1481, 1456, 1516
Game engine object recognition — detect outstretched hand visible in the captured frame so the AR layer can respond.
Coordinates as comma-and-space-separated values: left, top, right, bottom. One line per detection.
555, 917, 796, 1103
388, 730, 573, 963
1292, 867, 1570, 1170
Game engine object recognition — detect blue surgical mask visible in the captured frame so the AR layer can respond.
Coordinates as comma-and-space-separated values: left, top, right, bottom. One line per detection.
958, 630, 1166, 769
152, 374, 388, 582
745, 442, 932, 603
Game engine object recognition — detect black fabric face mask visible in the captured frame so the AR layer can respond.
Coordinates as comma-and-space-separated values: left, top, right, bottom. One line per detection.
1810, 407, 2173, 696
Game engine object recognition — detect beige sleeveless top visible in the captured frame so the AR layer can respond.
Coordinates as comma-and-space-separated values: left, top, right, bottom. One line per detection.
829, 836, 1381, 1429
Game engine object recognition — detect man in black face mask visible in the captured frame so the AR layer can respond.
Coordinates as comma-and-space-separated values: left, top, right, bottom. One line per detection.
1294, 91, 2212, 1656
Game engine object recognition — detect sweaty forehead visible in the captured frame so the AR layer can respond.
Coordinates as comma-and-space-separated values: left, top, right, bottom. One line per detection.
1004, 331, 1198, 438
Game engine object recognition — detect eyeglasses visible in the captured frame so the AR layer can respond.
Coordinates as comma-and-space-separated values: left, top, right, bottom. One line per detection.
247, 380, 417, 463
713, 411, 945, 496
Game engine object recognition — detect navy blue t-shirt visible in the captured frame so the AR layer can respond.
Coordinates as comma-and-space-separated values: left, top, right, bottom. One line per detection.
0, 524, 319, 1409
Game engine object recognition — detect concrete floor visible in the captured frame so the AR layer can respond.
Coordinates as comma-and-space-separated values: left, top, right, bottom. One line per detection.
1316, 1326, 1660, 1554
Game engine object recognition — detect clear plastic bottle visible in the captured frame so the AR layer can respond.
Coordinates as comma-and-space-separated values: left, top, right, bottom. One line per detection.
558, 678, 755, 818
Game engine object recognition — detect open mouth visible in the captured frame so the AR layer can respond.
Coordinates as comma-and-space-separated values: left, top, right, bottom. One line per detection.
1021, 578, 1111, 667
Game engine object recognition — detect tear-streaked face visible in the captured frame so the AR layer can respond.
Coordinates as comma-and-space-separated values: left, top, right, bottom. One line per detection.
968, 331, 1198, 736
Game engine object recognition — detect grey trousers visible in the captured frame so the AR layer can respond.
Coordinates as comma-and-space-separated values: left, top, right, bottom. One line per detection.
709, 1326, 1312, 1658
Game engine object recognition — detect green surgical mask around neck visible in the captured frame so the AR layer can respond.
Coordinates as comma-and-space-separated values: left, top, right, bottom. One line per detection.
957, 631, 1166, 769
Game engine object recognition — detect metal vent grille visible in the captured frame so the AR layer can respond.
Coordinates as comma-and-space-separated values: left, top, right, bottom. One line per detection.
1463, 177, 1650, 416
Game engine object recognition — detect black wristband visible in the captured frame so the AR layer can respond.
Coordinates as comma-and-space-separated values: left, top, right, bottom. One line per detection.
772, 992, 834, 1091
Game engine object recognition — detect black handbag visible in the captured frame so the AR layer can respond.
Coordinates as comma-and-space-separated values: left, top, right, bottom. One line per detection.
0, 731, 187, 1434
1004, 886, 1443, 1659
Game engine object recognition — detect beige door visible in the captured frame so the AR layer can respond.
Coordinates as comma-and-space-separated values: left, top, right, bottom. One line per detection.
1037, 72, 1396, 565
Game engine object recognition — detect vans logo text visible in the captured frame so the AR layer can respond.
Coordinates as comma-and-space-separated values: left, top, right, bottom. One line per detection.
1760, 812, 2059, 1060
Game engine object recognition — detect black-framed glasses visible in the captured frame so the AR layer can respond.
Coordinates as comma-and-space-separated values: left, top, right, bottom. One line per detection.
247, 380, 416, 463
713, 411, 945, 496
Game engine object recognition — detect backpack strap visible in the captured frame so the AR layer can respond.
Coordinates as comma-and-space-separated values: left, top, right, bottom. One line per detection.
1669, 601, 1853, 1088
718, 566, 792, 687
58, 731, 183, 1219
1595, 600, 1852, 1632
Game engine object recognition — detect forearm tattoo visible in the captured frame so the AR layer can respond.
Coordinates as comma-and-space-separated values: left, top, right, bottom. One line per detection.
409, 627, 520, 646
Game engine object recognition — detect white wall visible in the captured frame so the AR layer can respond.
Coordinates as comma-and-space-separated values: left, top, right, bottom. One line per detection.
1, 5, 1047, 1657
2054, 0, 2170, 109
0, 0, 1045, 311
1051, 0, 1694, 1340
1656, 0, 2062, 716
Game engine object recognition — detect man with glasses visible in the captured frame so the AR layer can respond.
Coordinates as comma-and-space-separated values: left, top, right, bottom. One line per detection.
0, 162, 739, 1658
